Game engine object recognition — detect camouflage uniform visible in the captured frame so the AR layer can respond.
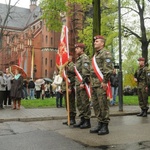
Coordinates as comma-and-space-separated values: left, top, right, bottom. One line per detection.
91, 48, 113, 123
61, 61, 76, 124
74, 53, 91, 128
134, 65, 149, 116
90, 48, 113, 135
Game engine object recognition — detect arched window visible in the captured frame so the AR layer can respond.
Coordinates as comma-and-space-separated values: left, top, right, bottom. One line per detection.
50, 59, 52, 67
46, 35, 48, 44
45, 70, 47, 77
51, 37, 53, 45
45, 58, 47, 65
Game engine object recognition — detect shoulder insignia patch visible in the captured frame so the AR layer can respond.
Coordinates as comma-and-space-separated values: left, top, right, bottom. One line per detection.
84, 63, 88, 67
106, 59, 111, 63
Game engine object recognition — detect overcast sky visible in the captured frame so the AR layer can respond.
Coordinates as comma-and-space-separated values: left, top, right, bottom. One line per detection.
0, 0, 40, 8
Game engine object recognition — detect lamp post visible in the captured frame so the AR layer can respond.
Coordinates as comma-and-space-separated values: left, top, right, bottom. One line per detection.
118, 0, 123, 111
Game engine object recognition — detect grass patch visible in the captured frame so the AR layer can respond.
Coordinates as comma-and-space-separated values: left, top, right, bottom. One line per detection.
21, 96, 150, 108
116, 96, 139, 105
21, 97, 58, 108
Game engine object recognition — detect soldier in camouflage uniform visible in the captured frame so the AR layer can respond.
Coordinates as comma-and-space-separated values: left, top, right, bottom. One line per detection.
73, 43, 91, 129
90, 35, 113, 135
134, 57, 149, 117
62, 55, 76, 125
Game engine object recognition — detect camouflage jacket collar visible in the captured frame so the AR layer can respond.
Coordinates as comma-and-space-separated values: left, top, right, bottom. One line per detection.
77, 53, 85, 60
95, 48, 105, 56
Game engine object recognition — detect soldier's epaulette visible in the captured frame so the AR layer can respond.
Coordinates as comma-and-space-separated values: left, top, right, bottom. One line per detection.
83, 54, 88, 60
103, 50, 110, 55
100, 50, 110, 56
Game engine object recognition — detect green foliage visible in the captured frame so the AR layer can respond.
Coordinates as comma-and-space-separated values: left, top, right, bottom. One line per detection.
78, 18, 93, 57
40, 0, 92, 32
77, 0, 119, 57
123, 74, 137, 88
40, 0, 67, 32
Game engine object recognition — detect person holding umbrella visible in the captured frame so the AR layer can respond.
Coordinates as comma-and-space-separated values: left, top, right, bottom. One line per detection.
10, 65, 26, 110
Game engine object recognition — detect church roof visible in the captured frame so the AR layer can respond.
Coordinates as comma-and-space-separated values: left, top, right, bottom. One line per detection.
0, 3, 41, 30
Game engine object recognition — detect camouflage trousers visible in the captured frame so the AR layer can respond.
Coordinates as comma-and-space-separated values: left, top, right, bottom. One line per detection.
63, 89, 76, 117
137, 88, 149, 110
76, 86, 91, 119
91, 86, 110, 123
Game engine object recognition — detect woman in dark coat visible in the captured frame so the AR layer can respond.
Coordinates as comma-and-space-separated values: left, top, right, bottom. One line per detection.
10, 68, 23, 110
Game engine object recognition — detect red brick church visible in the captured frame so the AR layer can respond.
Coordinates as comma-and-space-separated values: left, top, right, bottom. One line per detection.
0, 0, 84, 80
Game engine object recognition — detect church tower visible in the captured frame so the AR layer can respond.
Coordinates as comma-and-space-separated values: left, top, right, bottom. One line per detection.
30, 0, 37, 12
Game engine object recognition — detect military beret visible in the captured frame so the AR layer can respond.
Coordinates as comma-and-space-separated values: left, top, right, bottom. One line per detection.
138, 57, 145, 61
75, 43, 85, 49
94, 35, 105, 40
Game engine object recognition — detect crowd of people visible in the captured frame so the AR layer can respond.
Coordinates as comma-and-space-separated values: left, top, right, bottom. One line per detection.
22, 78, 54, 100
0, 67, 54, 110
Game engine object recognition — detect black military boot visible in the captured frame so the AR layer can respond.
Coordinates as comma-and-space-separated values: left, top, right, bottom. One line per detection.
70, 116, 76, 125
62, 116, 76, 125
137, 109, 144, 116
142, 108, 149, 117
90, 122, 102, 133
98, 123, 109, 135
73, 117, 85, 128
80, 119, 91, 129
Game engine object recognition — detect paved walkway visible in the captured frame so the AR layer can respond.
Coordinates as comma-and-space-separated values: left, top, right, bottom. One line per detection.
0, 105, 141, 122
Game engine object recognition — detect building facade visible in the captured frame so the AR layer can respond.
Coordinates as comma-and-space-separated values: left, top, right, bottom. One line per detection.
0, 0, 60, 79
0, 1, 85, 80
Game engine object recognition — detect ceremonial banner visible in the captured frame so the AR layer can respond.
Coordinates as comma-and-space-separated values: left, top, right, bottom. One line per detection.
56, 25, 69, 69
56, 25, 70, 125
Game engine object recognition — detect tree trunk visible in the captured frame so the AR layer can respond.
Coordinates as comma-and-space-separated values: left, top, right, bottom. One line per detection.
93, 0, 101, 54
141, 41, 149, 64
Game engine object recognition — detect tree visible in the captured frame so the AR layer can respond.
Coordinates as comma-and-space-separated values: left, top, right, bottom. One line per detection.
0, 0, 20, 48
40, 0, 67, 32
78, 0, 118, 57
40, 0, 92, 32
121, 0, 150, 63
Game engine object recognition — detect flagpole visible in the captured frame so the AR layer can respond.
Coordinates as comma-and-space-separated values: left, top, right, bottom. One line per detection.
66, 75, 70, 126
65, 25, 70, 125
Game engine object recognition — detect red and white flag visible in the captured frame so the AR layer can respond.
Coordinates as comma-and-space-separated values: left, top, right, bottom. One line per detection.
56, 25, 69, 67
